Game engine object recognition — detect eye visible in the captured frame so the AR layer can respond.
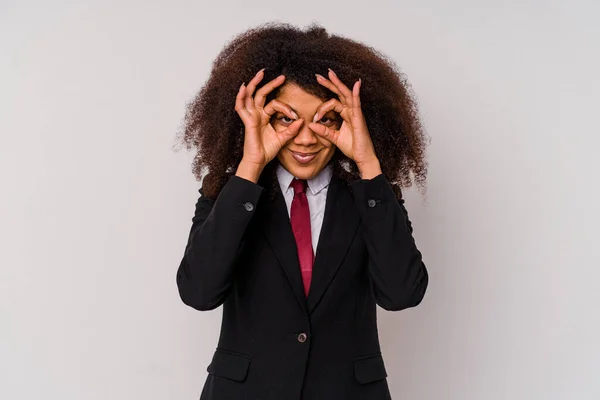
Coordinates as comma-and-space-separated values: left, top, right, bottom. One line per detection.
275, 115, 294, 124
317, 116, 339, 126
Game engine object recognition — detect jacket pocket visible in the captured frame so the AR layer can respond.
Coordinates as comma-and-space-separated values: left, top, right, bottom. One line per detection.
207, 348, 251, 382
353, 353, 388, 384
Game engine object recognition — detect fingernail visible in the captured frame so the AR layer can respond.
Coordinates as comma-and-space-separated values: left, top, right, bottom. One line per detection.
259, 68, 265, 74
315, 74, 325, 80
313, 114, 319, 123
291, 111, 299, 119
328, 68, 336, 76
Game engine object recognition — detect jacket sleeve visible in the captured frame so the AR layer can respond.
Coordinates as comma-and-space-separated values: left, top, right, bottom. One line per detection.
176, 176, 263, 311
351, 174, 429, 311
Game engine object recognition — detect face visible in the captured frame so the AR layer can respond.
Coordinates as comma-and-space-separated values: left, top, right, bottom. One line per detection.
272, 83, 341, 180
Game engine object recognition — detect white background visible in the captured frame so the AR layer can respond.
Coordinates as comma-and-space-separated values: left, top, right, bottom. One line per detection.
2, 0, 599, 399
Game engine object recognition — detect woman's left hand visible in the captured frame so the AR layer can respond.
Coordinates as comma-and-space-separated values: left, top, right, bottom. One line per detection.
310, 69, 382, 179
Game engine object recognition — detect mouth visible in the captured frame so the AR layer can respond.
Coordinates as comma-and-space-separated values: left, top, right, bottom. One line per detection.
290, 150, 319, 164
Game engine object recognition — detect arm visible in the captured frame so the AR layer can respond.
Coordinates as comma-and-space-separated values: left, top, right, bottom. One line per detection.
177, 69, 305, 310
176, 175, 263, 311
351, 174, 429, 311
308, 70, 428, 311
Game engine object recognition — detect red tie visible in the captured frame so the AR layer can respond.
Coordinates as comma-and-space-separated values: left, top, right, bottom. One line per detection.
290, 179, 314, 297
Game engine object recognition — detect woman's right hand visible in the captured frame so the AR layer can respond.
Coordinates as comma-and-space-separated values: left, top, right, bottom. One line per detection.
234, 69, 304, 183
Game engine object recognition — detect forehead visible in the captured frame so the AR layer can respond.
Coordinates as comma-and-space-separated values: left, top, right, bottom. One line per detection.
276, 83, 325, 110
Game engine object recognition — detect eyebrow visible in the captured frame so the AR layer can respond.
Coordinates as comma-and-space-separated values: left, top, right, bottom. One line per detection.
273, 107, 299, 115
276, 108, 337, 116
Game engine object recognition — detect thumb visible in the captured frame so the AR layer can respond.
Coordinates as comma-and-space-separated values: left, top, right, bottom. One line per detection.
280, 118, 304, 142
308, 122, 336, 144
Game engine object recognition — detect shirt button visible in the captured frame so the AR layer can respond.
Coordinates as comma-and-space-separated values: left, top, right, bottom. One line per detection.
367, 199, 377, 208
297, 333, 308, 343
243, 202, 254, 212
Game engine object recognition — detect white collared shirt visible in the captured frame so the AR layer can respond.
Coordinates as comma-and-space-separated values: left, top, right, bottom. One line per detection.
276, 164, 333, 254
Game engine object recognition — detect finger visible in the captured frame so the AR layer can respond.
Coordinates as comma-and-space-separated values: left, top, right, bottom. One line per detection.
313, 98, 343, 123
245, 68, 265, 110
308, 122, 339, 144
263, 99, 299, 120
254, 75, 286, 109
328, 68, 354, 107
234, 83, 251, 119
353, 79, 362, 110
278, 118, 305, 143
315, 73, 344, 104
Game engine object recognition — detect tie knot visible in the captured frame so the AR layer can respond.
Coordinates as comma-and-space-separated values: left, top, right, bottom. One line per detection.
290, 179, 307, 195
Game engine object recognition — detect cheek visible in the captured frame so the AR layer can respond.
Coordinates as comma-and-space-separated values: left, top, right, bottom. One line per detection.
317, 136, 335, 150
277, 147, 290, 161
319, 143, 336, 163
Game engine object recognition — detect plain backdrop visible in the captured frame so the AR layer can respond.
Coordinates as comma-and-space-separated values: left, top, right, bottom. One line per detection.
1, 0, 599, 399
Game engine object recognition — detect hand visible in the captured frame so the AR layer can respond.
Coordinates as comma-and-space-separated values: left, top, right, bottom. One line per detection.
310, 69, 382, 178
235, 69, 304, 182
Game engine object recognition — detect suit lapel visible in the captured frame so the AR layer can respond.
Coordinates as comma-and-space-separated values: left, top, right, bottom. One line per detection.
307, 175, 360, 313
258, 189, 309, 315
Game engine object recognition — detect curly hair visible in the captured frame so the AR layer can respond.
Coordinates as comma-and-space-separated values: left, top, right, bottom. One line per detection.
179, 22, 428, 199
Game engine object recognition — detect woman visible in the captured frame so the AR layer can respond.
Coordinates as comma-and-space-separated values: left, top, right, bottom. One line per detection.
177, 22, 429, 400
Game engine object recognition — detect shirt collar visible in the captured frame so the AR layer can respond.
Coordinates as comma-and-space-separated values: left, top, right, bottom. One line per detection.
276, 163, 333, 196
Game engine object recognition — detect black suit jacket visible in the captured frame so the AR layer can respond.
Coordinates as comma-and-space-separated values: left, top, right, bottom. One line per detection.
177, 172, 428, 400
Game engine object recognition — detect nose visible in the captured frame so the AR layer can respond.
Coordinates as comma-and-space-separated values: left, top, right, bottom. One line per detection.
293, 123, 318, 146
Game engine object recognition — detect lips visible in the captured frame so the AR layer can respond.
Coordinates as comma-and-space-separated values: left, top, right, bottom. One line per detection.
290, 150, 318, 164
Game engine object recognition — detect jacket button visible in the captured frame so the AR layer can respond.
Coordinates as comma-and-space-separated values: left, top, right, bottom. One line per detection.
367, 199, 377, 208
243, 202, 254, 211
297, 333, 308, 343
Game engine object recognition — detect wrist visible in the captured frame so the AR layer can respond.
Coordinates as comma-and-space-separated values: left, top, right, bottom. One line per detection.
236, 159, 265, 183
357, 158, 382, 180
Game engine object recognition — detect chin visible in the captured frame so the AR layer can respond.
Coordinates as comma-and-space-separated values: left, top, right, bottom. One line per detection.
281, 163, 320, 180
287, 168, 319, 180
